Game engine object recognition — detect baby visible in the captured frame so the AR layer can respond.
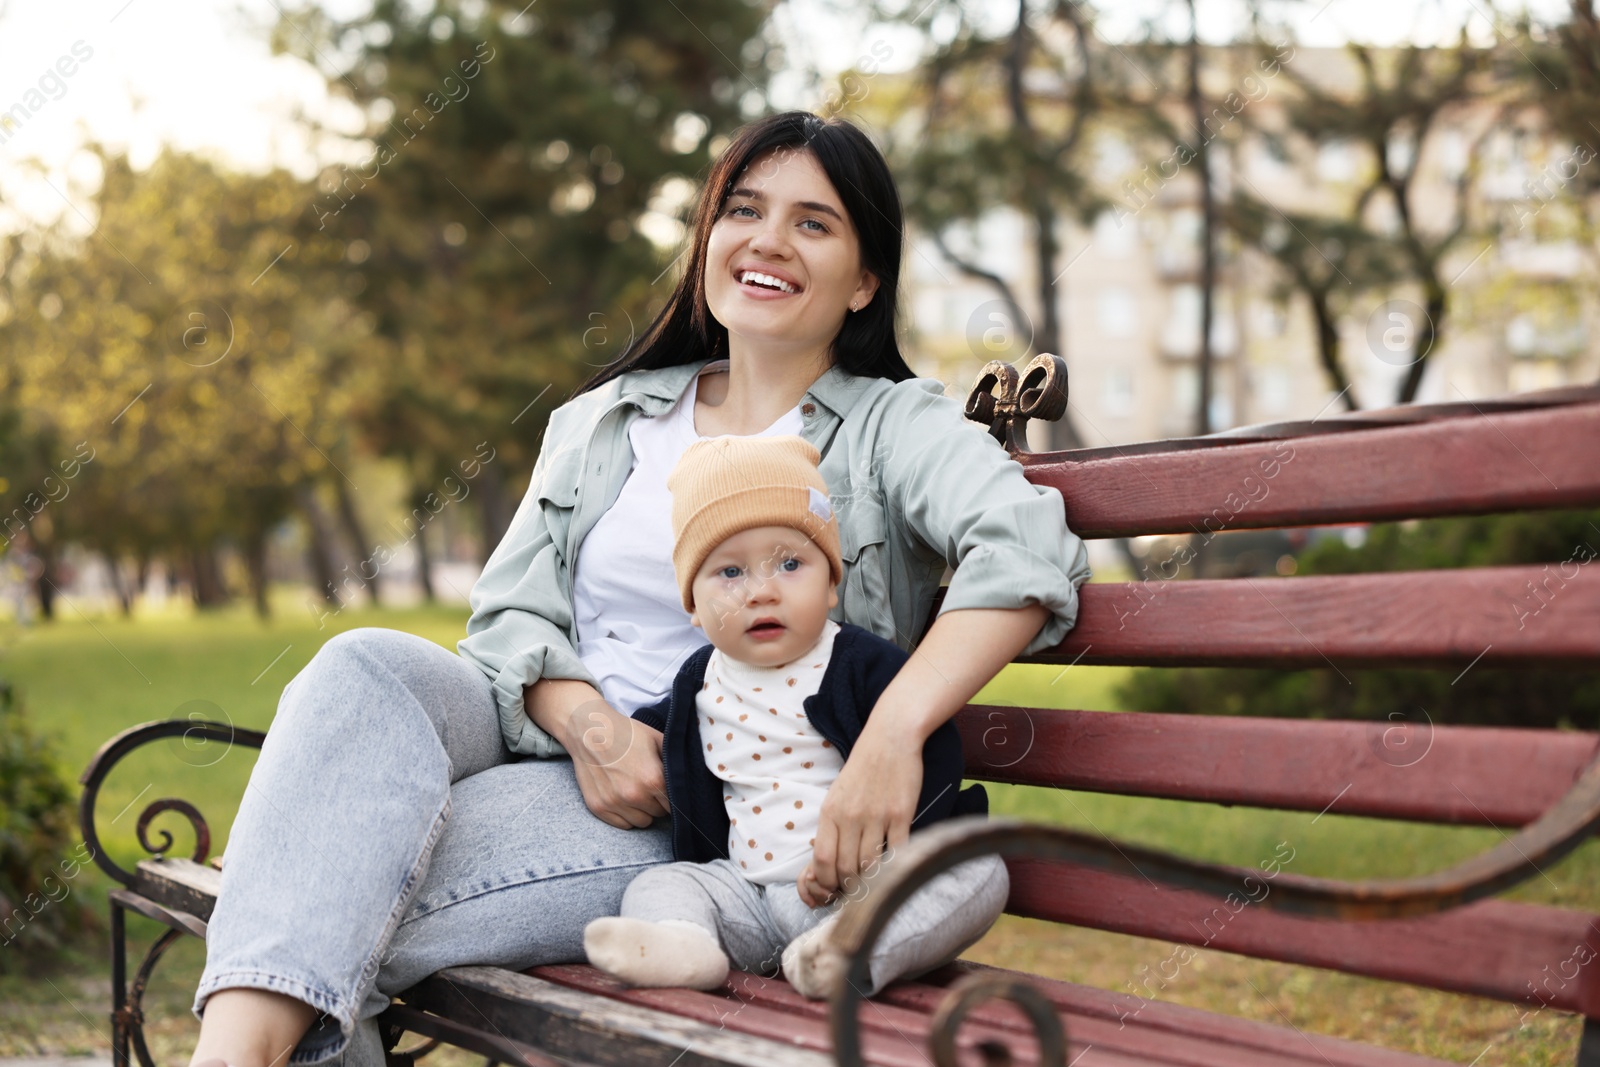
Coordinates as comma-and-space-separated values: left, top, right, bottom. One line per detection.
583, 434, 1008, 998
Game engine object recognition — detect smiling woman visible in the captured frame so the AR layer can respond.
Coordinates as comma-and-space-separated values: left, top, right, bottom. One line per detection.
188, 111, 1091, 1067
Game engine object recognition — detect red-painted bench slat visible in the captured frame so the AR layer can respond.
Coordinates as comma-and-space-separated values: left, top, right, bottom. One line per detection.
1005, 860, 1600, 1016
913, 961, 1450, 1067
1003, 565, 1600, 669
956, 706, 1600, 826
531, 962, 1450, 1067
1022, 398, 1600, 538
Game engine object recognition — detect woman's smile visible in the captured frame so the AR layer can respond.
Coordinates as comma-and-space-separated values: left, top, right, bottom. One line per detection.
734, 264, 803, 299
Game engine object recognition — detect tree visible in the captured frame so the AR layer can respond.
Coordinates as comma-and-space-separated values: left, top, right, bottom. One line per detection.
876, 0, 1112, 449
0, 148, 362, 618
1274, 37, 1490, 404
270, 0, 775, 564
1225, 195, 1401, 410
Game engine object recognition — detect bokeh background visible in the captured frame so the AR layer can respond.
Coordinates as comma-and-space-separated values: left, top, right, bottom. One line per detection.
2, 0, 1600, 1062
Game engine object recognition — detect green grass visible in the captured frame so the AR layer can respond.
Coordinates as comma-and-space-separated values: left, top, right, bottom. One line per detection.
0, 589, 1592, 1063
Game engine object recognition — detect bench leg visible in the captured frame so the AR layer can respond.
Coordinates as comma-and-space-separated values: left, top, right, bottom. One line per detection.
1581, 1017, 1600, 1067
110, 901, 130, 1067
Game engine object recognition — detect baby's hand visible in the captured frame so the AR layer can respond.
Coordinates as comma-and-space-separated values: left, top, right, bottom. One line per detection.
797, 863, 834, 909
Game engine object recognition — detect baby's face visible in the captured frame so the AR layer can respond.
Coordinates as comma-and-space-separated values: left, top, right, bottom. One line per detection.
689, 524, 839, 668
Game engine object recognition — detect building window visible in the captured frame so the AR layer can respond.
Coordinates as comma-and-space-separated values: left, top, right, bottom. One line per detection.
1170, 366, 1233, 430
1102, 364, 1135, 416
1162, 284, 1237, 357
1097, 287, 1138, 337
1256, 365, 1292, 415
1093, 210, 1137, 258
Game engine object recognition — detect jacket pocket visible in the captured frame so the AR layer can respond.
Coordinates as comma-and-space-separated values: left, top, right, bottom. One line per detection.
838, 495, 896, 640
533, 446, 585, 569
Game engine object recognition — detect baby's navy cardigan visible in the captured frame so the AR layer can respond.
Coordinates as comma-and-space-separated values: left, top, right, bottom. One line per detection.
631, 621, 988, 867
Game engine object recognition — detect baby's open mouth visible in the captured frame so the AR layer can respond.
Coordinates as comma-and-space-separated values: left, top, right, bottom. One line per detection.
748, 620, 785, 633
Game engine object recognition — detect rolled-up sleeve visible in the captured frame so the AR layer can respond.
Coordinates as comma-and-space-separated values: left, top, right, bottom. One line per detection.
456, 439, 599, 757
880, 380, 1092, 656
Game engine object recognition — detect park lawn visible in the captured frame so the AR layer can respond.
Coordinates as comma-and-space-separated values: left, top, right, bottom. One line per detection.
0, 594, 1593, 1064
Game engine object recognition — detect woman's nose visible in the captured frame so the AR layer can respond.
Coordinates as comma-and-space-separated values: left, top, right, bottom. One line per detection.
748, 218, 791, 258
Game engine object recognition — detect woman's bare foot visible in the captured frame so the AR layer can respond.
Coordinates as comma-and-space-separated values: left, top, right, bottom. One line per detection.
189, 987, 317, 1067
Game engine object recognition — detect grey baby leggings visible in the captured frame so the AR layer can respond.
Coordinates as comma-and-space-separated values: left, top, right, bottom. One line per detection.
621, 852, 1010, 994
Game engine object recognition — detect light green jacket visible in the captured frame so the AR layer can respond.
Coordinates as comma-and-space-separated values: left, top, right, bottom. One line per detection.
457, 357, 1093, 757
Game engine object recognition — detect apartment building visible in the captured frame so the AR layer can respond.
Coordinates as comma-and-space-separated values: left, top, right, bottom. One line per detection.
882, 45, 1599, 449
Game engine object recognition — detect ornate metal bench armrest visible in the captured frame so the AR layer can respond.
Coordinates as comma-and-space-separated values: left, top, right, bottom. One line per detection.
79, 719, 266, 886
825, 744, 1600, 1067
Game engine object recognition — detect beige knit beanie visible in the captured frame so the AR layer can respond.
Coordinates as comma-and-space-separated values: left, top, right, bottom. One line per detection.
668, 434, 843, 612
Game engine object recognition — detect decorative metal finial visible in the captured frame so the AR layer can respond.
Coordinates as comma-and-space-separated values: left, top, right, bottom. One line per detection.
963, 353, 1069, 453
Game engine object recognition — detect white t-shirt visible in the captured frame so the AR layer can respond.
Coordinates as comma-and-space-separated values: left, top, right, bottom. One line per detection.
571, 361, 806, 715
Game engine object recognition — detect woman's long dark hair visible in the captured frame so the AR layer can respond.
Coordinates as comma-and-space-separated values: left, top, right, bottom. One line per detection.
571, 111, 915, 399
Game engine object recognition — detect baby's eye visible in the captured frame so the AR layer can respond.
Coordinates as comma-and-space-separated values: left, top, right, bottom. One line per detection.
718, 565, 742, 580
780, 557, 801, 572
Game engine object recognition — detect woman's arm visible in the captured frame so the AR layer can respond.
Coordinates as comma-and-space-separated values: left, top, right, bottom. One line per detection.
811, 379, 1092, 896
808, 603, 1048, 897
524, 676, 669, 830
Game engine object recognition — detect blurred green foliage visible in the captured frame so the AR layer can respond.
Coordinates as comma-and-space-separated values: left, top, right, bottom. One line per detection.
0, 679, 89, 968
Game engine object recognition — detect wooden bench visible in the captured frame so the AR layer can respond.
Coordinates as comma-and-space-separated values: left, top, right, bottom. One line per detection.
79, 356, 1600, 1067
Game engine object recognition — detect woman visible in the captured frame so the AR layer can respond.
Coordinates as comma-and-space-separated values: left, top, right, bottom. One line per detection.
189, 110, 1091, 1067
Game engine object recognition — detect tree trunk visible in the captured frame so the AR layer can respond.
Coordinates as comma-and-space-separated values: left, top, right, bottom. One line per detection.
32, 540, 58, 621
102, 550, 135, 617
334, 479, 381, 607
1188, 0, 1217, 435
414, 499, 437, 604
477, 460, 514, 563
1395, 281, 1445, 404
295, 482, 344, 606
189, 543, 231, 609
243, 525, 271, 620
1309, 289, 1361, 411
1003, 0, 1083, 454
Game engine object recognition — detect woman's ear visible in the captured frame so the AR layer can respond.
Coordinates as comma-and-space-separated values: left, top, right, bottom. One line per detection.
850, 270, 879, 311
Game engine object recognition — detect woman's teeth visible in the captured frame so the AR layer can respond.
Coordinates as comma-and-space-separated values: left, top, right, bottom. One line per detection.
739, 270, 797, 294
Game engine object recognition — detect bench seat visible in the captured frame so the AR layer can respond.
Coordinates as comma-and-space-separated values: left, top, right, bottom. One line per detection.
128, 857, 1456, 1067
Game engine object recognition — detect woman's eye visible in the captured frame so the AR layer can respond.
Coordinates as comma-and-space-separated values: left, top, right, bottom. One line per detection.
800, 218, 828, 233
727, 204, 756, 218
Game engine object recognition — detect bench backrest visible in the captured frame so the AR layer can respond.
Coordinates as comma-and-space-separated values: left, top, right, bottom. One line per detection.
944, 383, 1600, 1019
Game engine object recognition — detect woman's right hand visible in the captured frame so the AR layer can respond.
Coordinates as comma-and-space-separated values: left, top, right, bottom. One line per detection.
565, 701, 670, 830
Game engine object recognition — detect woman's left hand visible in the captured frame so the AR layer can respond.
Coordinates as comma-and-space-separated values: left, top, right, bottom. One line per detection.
809, 716, 923, 899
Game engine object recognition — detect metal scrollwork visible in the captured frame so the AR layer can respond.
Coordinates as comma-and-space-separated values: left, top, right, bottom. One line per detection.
83, 720, 267, 1067
964, 354, 1069, 454
79, 718, 264, 886
135, 799, 211, 864
929, 973, 1066, 1067
123, 928, 183, 1067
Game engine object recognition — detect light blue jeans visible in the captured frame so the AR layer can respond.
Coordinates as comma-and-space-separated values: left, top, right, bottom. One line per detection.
195, 627, 674, 1066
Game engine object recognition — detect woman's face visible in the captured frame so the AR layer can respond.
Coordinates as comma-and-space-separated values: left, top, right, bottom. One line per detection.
702, 147, 879, 359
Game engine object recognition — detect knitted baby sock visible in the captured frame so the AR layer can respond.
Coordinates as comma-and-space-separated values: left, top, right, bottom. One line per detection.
781, 915, 848, 1000
584, 917, 730, 989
